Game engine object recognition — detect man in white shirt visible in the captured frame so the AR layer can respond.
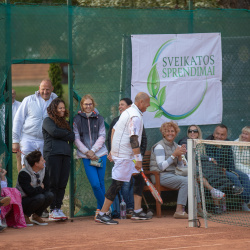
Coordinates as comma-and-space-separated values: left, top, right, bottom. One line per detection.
12, 80, 57, 167
95, 92, 151, 225
12, 89, 22, 172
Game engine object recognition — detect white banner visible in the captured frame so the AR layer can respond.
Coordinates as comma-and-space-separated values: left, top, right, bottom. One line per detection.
131, 33, 222, 128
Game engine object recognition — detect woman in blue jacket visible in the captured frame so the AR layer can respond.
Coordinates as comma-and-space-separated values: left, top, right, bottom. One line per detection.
42, 98, 75, 221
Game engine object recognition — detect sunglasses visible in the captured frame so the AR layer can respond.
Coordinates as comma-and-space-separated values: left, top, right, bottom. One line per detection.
188, 129, 198, 133
35, 173, 41, 185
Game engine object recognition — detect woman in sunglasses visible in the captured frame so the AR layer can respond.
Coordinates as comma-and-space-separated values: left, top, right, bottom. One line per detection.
73, 94, 108, 219
178, 125, 202, 150
178, 125, 239, 214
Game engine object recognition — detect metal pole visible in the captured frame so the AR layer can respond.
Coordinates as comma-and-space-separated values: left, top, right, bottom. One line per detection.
67, 0, 74, 218
188, 0, 193, 34
188, 139, 197, 227
5, 0, 12, 186
119, 35, 125, 102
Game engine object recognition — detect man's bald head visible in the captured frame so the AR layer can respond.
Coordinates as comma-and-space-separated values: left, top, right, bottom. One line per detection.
39, 79, 54, 101
134, 92, 150, 113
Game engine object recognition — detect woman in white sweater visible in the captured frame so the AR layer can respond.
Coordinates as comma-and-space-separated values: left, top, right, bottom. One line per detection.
233, 126, 250, 179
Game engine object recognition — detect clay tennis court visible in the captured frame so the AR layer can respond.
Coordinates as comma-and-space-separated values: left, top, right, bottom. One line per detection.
1, 211, 250, 250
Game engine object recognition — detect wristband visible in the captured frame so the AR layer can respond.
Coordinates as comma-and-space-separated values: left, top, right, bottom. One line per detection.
134, 154, 142, 162
170, 155, 175, 160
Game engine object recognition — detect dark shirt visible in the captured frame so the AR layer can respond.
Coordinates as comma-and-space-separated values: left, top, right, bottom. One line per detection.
18, 170, 50, 197
206, 134, 235, 171
42, 117, 75, 159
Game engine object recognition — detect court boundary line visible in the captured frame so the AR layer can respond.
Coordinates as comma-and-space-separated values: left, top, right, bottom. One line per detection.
43, 232, 224, 250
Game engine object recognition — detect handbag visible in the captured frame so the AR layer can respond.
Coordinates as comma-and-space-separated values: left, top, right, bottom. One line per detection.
90, 158, 103, 168
175, 166, 188, 176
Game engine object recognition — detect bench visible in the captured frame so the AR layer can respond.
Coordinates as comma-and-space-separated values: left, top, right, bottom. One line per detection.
142, 150, 173, 218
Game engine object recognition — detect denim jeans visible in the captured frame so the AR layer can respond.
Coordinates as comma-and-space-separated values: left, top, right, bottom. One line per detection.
226, 170, 250, 203
82, 155, 107, 209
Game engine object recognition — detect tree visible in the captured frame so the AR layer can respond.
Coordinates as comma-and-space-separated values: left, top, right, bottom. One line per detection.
48, 63, 64, 98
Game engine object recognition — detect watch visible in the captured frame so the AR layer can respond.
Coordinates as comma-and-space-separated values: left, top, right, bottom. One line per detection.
170, 155, 175, 160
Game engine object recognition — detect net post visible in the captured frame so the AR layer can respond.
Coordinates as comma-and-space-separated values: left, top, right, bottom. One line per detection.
188, 139, 198, 227
67, 0, 74, 218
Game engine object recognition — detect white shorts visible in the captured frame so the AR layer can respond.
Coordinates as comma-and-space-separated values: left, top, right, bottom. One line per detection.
112, 156, 139, 182
20, 138, 44, 165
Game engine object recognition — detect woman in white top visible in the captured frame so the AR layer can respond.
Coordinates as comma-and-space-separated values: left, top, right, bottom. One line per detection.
233, 126, 250, 179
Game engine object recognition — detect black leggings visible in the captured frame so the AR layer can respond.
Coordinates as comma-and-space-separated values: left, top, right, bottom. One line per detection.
105, 174, 145, 201
45, 155, 71, 210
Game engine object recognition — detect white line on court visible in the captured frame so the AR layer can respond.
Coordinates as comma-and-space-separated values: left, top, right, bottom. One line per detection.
115, 232, 224, 243
159, 243, 223, 249
43, 232, 224, 249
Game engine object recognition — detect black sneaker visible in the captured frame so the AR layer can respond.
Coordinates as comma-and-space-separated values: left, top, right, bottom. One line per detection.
95, 213, 119, 225
214, 206, 223, 215
231, 186, 244, 195
131, 210, 151, 220
126, 209, 134, 219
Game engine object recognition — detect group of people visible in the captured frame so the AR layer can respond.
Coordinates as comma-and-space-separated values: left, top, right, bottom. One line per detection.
1, 80, 153, 229
0, 78, 249, 230
149, 123, 250, 218
1, 79, 74, 230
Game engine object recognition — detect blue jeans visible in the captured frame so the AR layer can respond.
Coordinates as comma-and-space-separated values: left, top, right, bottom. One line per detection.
112, 177, 134, 216
82, 155, 107, 209
226, 169, 250, 203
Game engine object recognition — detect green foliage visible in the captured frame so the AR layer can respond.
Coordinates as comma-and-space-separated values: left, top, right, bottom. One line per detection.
1, 0, 248, 10
48, 63, 64, 98
1, 0, 79, 5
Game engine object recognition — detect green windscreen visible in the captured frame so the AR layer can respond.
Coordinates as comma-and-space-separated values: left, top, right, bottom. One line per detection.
0, 4, 249, 218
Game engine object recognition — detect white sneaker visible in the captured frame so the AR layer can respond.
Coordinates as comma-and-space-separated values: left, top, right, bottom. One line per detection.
242, 203, 250, 212
49, 210, 61, 221
58, 209, 68, 220
211, 188, 225, 199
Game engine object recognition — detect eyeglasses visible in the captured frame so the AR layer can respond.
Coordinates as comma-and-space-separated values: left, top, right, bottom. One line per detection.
34, 173, 41, 185
188, 129, 198, 133
83, 103, 93, 106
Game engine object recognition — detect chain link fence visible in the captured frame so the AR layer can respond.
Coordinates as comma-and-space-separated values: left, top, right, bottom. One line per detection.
0, 3, 249, 219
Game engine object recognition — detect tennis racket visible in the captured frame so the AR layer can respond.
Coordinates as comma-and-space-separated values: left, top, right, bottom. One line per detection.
133, 160, 163, 204
140, 170, 163, 204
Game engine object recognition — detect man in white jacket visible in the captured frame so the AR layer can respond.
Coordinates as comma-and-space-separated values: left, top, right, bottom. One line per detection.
12, 79, 57, 166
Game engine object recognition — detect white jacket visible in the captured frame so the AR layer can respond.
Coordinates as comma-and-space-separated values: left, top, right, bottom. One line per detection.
12, 91, 57, 143
111, 104, 143, 159
12, 100, 21, 123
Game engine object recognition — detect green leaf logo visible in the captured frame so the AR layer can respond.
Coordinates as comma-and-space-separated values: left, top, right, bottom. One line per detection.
154, 110, 164, 118
158, 86, 166, 106
147, 64, 160, 97
146, 39, 208, 120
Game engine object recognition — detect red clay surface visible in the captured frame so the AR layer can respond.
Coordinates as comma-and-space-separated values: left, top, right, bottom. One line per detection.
1, 212, 250, 250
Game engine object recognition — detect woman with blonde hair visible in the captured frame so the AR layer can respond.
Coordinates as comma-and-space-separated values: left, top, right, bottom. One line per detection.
150, 121, 208, 218
233, 126, 250, 179
73, 94, 108, 218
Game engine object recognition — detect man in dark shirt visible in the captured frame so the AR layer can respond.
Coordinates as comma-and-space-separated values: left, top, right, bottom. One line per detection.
206, 124, 250, 211
16, 150, 54, 226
